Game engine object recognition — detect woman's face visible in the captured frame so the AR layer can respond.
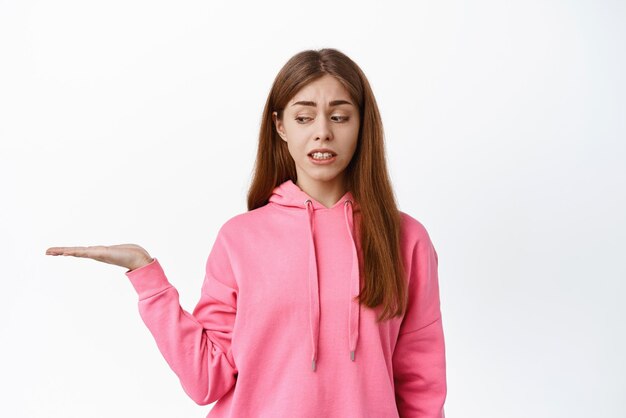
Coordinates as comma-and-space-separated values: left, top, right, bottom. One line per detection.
273, 74, 360, 190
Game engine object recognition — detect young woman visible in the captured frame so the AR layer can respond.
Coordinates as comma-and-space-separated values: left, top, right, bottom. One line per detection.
46, 48, 447, 417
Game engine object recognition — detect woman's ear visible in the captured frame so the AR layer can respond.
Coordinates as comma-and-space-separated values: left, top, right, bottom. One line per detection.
272, 111, 287, 141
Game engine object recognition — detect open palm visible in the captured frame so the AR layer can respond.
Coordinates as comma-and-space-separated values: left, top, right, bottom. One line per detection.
45, 243, 153, 271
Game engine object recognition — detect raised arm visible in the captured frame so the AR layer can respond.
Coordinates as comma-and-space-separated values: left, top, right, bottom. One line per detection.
125, 240, 238, 405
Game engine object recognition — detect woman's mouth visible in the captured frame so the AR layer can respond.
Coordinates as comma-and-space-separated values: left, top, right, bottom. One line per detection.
308, 151, 337, 165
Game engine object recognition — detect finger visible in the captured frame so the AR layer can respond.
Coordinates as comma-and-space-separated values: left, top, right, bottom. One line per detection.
45, 246, 96, 258
46, 247, 75, 255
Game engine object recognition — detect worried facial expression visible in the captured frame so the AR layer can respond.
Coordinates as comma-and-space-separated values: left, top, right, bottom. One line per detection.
273, 74, 360, 187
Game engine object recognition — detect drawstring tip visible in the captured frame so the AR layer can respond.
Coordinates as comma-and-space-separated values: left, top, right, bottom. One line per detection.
350, 350, 355, 361
312, 359, 316, 372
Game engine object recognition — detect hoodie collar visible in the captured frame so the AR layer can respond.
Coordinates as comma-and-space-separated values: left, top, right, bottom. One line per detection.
269, 179, 361, 372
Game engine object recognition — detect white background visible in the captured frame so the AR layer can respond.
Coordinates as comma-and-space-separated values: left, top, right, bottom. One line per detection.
1, 1, 624, 417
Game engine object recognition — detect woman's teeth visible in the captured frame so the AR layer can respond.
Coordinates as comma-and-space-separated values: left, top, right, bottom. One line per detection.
310, 152, 334, 160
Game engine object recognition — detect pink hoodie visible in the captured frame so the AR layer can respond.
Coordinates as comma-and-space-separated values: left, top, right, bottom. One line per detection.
125, 179, 447, 417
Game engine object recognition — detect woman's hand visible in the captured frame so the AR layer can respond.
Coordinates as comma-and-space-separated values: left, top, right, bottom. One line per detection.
45, 243, 154, 271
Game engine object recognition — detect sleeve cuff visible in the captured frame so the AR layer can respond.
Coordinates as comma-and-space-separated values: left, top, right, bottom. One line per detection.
124, 257, 172, 300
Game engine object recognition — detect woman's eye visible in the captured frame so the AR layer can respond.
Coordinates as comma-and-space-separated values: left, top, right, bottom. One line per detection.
295, 116, 349, 123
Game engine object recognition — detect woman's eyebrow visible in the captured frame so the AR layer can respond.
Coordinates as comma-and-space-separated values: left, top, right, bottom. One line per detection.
291, 99, 353, 107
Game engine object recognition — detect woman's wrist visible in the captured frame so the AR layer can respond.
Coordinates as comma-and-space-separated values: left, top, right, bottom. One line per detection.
128, 256, 154, 271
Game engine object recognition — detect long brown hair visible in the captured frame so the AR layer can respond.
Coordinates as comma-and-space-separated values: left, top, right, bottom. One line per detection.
246, 48, 407, 323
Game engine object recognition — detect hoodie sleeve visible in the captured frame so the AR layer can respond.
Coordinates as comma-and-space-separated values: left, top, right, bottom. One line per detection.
125, 230, 238, 406
392, 224, 447, 418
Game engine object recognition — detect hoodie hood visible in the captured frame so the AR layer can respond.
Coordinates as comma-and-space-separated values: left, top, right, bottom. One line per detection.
269, 179, 361, 372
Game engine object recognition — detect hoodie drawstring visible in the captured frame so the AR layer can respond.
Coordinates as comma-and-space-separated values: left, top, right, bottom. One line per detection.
304, 198, 361, 372
344, 199, 361, 363
304, 199, 321, 372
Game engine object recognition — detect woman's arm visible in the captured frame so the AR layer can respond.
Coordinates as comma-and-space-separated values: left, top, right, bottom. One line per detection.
392, 225, 447, 417
126, 232, 238, 405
